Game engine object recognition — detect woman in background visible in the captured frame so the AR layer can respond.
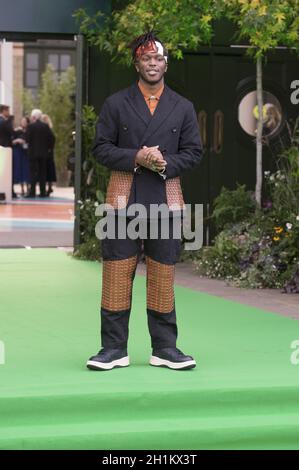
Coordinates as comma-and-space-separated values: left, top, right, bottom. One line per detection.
41, 114, 56, 197
12, 116, 30, 197
263, 103, 282, 136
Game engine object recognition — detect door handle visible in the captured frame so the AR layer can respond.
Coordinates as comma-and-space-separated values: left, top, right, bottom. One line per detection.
198, 110, 207, 153
211, 110, 224, 154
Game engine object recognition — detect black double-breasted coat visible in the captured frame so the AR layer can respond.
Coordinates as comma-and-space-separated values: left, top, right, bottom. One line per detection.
92, 81, 203, 217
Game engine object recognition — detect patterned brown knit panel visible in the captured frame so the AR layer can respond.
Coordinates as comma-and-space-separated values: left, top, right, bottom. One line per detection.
105, 171, 134, 209
146, 256, 175, 313
166, 177, 186, 210
101, 255, 138, 311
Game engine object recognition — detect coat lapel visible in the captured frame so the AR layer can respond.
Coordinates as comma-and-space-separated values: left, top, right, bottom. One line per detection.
125, 82, 180, 143
125, 82, 152, 126
140, 85, 179, 143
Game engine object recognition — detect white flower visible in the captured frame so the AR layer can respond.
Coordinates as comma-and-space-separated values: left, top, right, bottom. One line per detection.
270, 175, 275, 181
94, 202, 99, 207
296, 215, 299, 221
264, 171, 270, 176
286, 223, 292, 230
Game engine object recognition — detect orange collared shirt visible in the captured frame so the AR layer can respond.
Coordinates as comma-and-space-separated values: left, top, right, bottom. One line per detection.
138, 80, 164, 115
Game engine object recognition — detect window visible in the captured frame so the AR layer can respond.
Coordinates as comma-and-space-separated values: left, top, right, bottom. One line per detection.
25, 52, 39, 89
60, 54, 71, 70
25, 70, 39, 87
47, 52, 72, 74
24, 47, 74, 98
26, 53, 39, 69
48, 54, 59, 71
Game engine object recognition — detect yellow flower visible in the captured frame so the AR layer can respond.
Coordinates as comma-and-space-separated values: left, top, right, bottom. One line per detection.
201, 14, 212, 23
251, 0, 260, 8
274, 226, 283, 233
273, 236, 280, 241
274, 12, 285, 24
258, 6, 267, 16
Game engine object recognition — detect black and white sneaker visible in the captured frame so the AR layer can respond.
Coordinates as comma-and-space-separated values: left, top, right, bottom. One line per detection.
150, 347, 196, 370
86, 348, 129, 371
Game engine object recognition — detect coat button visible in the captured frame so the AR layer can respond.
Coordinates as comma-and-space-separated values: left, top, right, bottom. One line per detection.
172, 128, 177, 133
123, 125, 128, 131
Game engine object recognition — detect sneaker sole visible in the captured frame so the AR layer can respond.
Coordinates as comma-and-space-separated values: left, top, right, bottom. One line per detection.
149, 355, 196, 370
86, 356, 130, 371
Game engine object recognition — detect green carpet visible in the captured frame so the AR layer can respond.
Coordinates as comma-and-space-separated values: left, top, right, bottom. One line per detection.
0, 248, 299, 449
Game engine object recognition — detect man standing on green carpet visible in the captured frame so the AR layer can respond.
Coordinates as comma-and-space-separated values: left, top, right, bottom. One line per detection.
86, 32, 202, 371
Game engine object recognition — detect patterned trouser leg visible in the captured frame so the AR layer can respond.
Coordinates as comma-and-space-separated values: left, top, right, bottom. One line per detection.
101, 255, 138, 349
145, 256, 178, 349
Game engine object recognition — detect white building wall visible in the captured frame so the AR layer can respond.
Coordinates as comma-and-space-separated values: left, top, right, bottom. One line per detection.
0, 41, 14, 110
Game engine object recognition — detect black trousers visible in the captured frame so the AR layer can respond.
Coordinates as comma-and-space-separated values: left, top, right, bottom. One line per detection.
100, 215, 182, 351
29, 157, 47, 196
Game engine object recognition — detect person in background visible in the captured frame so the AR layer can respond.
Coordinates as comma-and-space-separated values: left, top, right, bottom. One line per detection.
0, 104, 13, 147
26, 109, 52, 198
263, 103, 282, 136
12, 116, 30, 197
41, 114, 56, 197
0, 106, 16, 198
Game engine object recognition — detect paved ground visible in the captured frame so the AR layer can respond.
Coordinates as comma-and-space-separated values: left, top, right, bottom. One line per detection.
0, 185, 74, 247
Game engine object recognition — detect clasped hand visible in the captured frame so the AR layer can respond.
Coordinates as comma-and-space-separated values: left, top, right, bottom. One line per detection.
135, 145, 167, 172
